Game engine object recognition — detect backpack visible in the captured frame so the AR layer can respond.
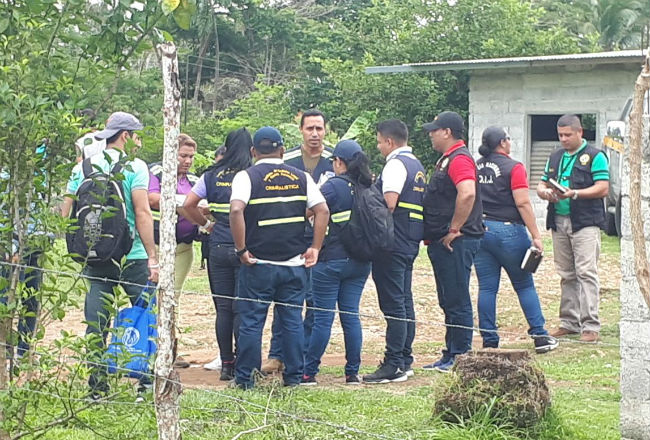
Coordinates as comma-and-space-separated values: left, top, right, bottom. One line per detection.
106, 282, 157, 378
336, 176, 394, 261
66, 158, 133, 265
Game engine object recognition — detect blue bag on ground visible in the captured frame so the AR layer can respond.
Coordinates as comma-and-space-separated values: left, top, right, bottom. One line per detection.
106, 282, 157, 378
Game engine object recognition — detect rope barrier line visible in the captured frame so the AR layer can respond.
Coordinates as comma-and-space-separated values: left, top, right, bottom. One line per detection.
0, 260, 621, 348
0, 342, 407, 440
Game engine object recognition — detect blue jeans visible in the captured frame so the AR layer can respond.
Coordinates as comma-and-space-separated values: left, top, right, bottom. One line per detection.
1, 252, 42, 357
371, 252, 417, 370
268, 269, 312, 361
304, 258, 371, 377
235, 264, 308, 388
474, 220, 548, 347
83, 259, 152, 388
427, 236, 481, 358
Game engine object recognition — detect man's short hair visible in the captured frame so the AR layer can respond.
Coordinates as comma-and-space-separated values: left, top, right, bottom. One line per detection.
104, 130, 132, 146
557, 114, 582, 130
300, 109, 327, 127
377, 119, 409, 144
178, 133, 197, 149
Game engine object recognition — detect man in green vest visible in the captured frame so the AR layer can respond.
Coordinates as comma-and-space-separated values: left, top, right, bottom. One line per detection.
536, 114, 609, 343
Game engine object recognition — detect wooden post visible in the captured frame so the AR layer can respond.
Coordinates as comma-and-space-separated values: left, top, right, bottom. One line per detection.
155, 41, 182, 440
628, 50, 650, 310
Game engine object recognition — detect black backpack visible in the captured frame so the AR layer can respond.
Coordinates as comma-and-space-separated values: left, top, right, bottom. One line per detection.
66, 158, 133, 265
336, 176, 394, 261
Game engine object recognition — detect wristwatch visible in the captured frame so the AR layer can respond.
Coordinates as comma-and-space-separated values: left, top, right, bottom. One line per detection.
572, 190, 579, 200
235, 247, 248, 257
449, 227, 460, 234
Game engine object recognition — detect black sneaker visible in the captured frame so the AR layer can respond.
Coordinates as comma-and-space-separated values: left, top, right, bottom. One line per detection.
300, 374, 317, 386
220, 361, 235, 381
534, 335, 559, 354
345, 374, 361, 385
135, 382, 152, 403
362, 362, 407, 384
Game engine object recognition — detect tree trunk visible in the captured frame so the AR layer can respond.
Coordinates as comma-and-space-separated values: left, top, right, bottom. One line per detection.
628, 50, 650, 310
212, 17, 220, 113
155, 41, 182, 440
0, 160, 32, 440
192, 34, 211, 105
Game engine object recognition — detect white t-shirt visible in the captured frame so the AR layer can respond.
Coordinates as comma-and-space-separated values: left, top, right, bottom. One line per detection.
380, 146, 416, 195
75, 132, 106, 160
230, 158, 325, 265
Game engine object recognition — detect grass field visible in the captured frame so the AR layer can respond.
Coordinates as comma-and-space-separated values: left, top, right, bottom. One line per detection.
12, 233, 622, 439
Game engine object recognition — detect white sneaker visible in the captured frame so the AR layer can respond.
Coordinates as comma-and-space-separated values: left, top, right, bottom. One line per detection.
203, 357, 222, 371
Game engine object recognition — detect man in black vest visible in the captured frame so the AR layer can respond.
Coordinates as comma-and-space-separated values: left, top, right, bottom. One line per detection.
363, 119, 426, 384
230, 126, 329, 388
422, 111, 484, 372
263, 109, 334, 374
536, 114, 609, 343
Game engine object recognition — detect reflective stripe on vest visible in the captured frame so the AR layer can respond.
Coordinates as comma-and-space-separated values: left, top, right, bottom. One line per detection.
258, 216, 305, 227
249, 195, 307, 205
398, 201, 423, 221
209, 202, 229, 213
151, 210, 161, 221
331, 210, 351, 223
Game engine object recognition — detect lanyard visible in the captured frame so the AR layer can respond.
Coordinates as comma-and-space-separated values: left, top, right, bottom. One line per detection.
558, 143, 587, 178
558, 154, 578, 178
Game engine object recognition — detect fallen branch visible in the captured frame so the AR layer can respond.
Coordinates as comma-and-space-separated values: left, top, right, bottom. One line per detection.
230, 424, 271, 440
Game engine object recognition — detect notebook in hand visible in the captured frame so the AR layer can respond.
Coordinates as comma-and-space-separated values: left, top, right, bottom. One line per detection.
521, 247, 543, 273
548, 178, 568, 194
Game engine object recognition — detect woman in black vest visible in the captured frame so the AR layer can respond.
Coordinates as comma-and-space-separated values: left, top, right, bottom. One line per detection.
474, 126, 558, 354
184, 128, 252, 380
302, 140, 373, 386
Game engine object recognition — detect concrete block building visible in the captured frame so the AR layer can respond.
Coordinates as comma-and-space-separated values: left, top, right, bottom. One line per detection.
367, 50, 645, 226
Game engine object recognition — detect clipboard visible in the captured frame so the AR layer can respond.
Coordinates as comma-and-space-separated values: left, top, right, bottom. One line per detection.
521, 247, 543, 273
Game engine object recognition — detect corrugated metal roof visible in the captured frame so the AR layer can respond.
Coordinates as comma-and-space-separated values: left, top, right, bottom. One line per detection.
365, 50, 647, 74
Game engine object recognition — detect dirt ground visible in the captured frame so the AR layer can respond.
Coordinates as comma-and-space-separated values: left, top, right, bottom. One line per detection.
42, 233, 621, 389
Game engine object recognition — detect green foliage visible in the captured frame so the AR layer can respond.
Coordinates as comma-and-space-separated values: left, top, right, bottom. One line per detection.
535, 0, 649, 50
180, 81, 295, 158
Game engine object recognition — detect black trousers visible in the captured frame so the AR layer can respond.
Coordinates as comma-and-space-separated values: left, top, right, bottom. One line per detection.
207, 244, 241, 362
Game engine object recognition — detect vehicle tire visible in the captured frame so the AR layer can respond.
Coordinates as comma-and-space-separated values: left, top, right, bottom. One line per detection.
604, 211, 617, 236
615, 194, 622, 237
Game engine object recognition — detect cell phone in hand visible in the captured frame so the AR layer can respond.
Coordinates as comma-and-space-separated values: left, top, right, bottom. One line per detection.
548, 178, 568, 194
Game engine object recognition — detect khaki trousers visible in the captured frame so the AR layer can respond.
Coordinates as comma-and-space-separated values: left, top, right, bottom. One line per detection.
174, 242, 194, 295
551, 215, 601, 333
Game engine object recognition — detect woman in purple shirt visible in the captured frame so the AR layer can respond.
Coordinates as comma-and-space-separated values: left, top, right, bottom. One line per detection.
148, 134, 200, 368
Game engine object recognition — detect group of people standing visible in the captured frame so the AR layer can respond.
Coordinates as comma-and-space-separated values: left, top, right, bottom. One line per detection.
56, 107, 608, 395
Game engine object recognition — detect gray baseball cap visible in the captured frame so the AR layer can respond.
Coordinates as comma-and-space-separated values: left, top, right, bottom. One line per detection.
94, 112, 144, 140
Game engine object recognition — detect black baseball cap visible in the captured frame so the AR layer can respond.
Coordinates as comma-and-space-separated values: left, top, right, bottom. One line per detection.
423, 111, 465, 135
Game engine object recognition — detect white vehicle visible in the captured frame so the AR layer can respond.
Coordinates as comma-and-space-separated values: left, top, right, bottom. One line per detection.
603, 92, 650, 236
